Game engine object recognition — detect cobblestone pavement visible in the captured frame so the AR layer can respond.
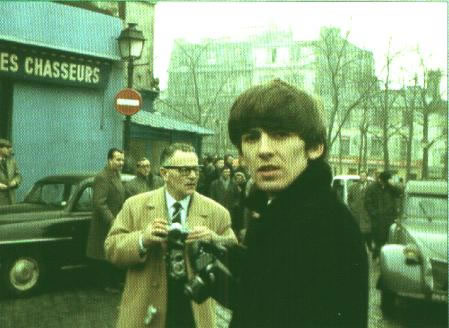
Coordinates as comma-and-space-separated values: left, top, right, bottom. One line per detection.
0, 259, 446, 328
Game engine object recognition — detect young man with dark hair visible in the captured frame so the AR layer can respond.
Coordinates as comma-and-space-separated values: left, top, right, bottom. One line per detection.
105, 143, 237, 328
227, 80, 368, 328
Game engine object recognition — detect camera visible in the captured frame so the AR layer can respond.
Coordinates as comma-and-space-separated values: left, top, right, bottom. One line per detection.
166, 222, 189, 280
184, 241, 232, 304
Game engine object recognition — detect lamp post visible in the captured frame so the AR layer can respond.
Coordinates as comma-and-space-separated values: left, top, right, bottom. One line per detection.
117, 23, 146, 155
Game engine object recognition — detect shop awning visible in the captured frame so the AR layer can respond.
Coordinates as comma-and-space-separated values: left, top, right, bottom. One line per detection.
130, 111, 214, 136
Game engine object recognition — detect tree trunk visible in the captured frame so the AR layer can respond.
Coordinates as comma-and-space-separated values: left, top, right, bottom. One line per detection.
406, 111, 414, 180
422, 110, 429, 179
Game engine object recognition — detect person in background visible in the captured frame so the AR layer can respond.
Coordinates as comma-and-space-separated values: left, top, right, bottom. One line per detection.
224, 154, 235, 174
125, 157, 164, 198
364, 170, 403, 260
213, 157, 225, 179
226, 79, 368, 328
209, 167, 240, 214
197, 154, 215, 196
348, 170, 373, 252
105, 143, 237, 328
0, 138, 21, 206
230, 171, 247, 242
86, 148, 126, 293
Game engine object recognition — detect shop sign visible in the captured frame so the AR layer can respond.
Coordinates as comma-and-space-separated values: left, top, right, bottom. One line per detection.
0, 42, 110, 89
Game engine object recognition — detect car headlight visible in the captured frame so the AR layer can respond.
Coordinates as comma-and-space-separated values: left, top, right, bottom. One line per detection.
403, 244, 422, 265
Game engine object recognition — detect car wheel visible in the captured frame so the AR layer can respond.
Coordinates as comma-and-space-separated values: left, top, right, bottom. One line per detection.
4, 255, 44, 296
380, 288, 396, 317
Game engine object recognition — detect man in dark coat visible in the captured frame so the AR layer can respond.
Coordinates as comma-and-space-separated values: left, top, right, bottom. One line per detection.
348, 170, 373, 251
86, 148, 126, 291
364, 171, 402, 259
125, 157, 163, 198
0, 139, 21, 205
209, 166, 240, 211
226, 80, 368, 328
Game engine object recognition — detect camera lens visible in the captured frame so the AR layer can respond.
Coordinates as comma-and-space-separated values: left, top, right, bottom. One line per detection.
184, 276, 208, 303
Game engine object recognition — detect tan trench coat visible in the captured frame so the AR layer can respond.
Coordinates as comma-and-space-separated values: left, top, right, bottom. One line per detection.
105, 188, 237, 328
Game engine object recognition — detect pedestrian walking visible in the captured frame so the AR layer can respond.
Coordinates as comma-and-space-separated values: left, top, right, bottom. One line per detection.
226, 79, 368, 328
364, 170, 402, 259
104, 143, 237, 328
0, 138, 21, 206
125, 157, 164, 198
348, 170, 373, 251
86, 148, 126, 292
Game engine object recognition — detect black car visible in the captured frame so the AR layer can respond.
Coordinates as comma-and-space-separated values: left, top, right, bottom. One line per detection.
0, 173, 134, 297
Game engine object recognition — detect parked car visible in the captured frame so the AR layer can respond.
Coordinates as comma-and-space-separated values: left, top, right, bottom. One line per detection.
0, 173, 134, 297
331, 174, 374, 204
378, 180, 448, 315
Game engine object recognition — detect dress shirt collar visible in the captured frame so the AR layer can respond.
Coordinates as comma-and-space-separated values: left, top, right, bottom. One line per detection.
165, 189, 191, 215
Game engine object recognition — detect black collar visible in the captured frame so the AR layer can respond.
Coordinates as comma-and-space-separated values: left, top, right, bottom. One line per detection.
246, 159, 333, 212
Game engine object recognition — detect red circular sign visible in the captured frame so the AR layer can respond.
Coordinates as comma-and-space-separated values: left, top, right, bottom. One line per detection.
115, 88, 142, 116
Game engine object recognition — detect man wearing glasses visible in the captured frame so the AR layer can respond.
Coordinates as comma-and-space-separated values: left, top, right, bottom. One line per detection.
105, 143, 237, 328
0, 138, 21, 206
125, 157, 164, 198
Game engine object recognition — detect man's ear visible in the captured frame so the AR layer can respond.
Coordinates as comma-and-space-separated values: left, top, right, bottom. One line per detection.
160, 167, 168, 181
307, 144, 324, 160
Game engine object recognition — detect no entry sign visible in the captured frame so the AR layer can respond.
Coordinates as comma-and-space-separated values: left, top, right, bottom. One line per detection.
115, 88, 142, 116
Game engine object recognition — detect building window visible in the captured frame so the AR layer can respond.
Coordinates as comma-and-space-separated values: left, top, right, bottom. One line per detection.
340, 137, 350, 156
370, 138, 382, 156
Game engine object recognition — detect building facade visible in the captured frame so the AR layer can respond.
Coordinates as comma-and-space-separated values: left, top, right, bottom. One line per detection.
0, 1, 210, 201
164, 27, 447, 179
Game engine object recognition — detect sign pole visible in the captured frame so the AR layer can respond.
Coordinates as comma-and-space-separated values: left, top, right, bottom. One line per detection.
124, 58, 134, 155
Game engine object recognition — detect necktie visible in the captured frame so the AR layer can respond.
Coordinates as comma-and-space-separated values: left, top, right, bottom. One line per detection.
172, 202, 182, 224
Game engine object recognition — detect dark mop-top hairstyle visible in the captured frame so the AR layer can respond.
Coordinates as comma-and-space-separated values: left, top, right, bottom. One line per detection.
228, 79, 327, 158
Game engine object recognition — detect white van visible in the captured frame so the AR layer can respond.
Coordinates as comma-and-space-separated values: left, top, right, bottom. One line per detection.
331, 175, 374, 204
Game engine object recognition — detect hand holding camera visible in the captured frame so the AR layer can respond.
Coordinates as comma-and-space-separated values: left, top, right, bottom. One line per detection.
186, 225, 215, 243
142, 218, 169, 247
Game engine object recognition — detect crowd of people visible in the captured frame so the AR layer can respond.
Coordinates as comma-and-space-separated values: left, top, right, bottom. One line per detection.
1, 79, 411, 328
82, 79, 370, 328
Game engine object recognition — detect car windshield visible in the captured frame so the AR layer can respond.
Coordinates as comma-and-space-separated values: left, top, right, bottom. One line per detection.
24, 182, 76, 207
405, 195, 447, 221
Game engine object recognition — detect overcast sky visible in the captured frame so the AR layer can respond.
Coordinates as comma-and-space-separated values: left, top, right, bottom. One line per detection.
153, 2, 447, 97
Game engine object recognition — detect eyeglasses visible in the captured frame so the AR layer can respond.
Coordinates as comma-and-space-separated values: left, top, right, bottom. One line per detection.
163, 166, 202, 176
137, 164, 151, 168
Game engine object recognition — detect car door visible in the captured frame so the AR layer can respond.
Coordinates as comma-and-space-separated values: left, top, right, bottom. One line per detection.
43, 183, 94, 268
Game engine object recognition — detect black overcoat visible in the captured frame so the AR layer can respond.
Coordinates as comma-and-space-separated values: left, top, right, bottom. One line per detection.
229, 160, 369, 328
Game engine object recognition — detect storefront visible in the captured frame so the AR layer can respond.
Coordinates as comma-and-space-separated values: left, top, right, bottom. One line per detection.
0, 2, 125, 200
129, 109, 213, 172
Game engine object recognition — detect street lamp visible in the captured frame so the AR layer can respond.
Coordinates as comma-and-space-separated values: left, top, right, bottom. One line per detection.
117, 23, 146, 155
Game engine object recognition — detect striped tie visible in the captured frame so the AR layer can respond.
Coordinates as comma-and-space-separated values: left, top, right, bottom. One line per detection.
172, 202, 182, 224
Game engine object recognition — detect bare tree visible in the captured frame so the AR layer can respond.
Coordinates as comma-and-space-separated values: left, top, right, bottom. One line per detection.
373, 38, 409, 172
398, 75, 419, 180
315, 27, 378, 155
163, 40, 238, 127
407, 47, 447, 179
